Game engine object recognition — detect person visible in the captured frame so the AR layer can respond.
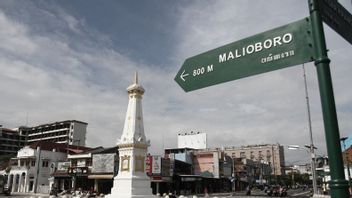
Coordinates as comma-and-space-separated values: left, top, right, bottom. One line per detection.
246, 185, 251, 195
49, 185, 58, 196
204, 187, 209, 198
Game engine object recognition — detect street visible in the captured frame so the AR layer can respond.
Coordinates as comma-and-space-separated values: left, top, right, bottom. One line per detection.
4, 188, 314, 198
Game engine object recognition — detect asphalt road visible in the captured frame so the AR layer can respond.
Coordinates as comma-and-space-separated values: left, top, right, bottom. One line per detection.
3, 189, 313, 198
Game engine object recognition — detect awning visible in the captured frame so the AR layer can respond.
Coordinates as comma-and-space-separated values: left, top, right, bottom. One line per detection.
178, 175, 203, 182
88, 174, 114, 179
52, 172, 70, 178
151, 176, 172, 182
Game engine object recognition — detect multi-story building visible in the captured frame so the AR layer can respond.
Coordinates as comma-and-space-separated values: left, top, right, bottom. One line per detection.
0, 126, 26, 157
19, 120, 87, 146
224, 144, 285, 175
233, 158, 256, 190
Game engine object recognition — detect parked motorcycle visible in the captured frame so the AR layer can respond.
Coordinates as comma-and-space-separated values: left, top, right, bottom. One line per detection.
3, 185, 11, 196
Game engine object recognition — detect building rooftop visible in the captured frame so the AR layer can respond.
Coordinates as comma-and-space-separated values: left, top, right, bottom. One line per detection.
19, 120, 88, 130
0, 128, 19, 134
178, 131, 204, 136
28, 141, 91, 154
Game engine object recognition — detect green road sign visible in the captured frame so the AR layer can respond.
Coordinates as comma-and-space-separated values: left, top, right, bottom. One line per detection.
317, 0, 352, 45
175, 18, 316, 92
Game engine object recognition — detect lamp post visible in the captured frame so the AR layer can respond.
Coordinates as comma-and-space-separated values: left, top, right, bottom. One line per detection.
341, 137, 351, 186
302, 64, 319, 195
288, 145, 318, 194
304, 145, 318, 195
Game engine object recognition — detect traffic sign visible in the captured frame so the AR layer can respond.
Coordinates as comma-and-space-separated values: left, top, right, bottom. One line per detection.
317, 0, 352, 45
175, 18, 315, 92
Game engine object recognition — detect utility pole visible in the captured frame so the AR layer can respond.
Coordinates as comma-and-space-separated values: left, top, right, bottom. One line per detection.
34, 146, 41, 193
302, 64, 318, 195
308, 0, 349, 197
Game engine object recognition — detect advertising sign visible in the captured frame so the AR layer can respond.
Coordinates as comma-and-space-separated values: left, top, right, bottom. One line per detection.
77, 159, 86, 167
145, 155, 152, 175
92, 153, 115, 173
57, 162, 71, 171
152, 156, 161, 174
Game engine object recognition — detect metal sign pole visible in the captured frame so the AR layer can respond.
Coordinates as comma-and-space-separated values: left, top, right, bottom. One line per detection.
308, 0, 349, 197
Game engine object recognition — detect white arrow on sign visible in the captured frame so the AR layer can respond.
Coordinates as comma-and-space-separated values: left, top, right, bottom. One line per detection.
180, 70, 189, 82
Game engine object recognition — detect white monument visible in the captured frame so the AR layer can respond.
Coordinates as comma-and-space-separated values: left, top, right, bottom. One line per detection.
107, 72, 154, 198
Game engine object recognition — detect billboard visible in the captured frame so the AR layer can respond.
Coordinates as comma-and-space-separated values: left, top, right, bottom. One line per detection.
152, 156, 161, 174
92, 153, 115, 173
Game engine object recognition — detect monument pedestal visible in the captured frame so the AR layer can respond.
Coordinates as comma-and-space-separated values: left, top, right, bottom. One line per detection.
107, 175, 154, 198
107, 146, 154, 198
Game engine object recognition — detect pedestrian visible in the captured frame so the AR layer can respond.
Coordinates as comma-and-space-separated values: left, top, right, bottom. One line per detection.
246, 185, 251, 195
204, 187, 209, 198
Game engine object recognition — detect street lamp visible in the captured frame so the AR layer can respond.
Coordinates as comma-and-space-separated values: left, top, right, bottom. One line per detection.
288, 145, 318, 194
302, 64, 318, 195
341, 137, 351, 186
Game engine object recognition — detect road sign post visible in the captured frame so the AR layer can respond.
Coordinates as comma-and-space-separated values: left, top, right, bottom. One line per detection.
317, 0, 352, 45
175, 18, 315, 92
309, 0, 349, 197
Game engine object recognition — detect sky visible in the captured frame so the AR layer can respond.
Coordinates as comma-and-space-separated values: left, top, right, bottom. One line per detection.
0, 0, 351, 165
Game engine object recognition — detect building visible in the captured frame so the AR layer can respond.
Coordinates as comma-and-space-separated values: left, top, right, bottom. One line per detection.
164, 148, 195, 165
89, 147, 119, 194
0, 127, 26, 157
19, 120, 87, 146
178, 132, 207, 149
233, 158, 256, 190
224, 144, 285, 175
292, 164, 311, 175
7, 142, 71, 194
50, 146, 118, 195
193, 148, 232, 179
342, 146, 352, 166
162, 147, 233, 195
0, 120, 87, 158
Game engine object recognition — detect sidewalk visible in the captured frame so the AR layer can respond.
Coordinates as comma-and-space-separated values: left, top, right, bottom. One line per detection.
10, 192, 49, 197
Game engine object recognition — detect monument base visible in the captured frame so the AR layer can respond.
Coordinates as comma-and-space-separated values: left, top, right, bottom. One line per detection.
106, 175, 155, 198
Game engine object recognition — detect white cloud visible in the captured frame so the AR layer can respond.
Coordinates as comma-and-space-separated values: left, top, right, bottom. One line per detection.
0, 0, 351, 165
0, 12, 38, 55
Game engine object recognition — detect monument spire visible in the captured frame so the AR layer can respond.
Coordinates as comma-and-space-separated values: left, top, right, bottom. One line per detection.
134, 71, 138, 84
119, 71, 146, 145
107, 72, 154, 198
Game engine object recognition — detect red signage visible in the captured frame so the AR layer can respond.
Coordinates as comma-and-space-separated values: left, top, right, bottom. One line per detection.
145, 155, 152, 176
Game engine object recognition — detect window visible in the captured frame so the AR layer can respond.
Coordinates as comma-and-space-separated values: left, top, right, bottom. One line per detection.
42, 161, 49, 167
259, 151, 263, 160
240, 152, 246, 159
250, 151, 255, 160
31, 160, 35, 166
86, 159, 92, 166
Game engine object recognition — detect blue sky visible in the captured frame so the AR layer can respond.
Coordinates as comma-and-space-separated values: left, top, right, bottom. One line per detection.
0, 0, 351, 164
